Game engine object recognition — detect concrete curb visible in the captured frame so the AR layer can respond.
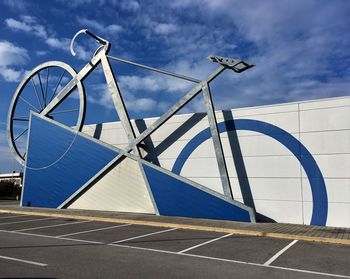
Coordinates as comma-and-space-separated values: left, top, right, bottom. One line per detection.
1, 209, 349, 245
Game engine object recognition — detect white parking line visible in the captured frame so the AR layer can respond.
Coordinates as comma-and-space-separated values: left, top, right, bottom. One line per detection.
112, 228, 177, 244
0, 217, 57, 226
16, 220, 92, 232
264, 240, 298, 266
178, 233, 233, 254
0, 254, 47, 267
59, 237, 104, 244
0, 214, 26, 220
112, 243, 350, 279
57, 223, 132, 238
0, 229, 104, 244
0, 228, 348, 278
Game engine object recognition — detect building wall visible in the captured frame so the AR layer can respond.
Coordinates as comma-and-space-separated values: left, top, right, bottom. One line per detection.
82, 96, 350, 227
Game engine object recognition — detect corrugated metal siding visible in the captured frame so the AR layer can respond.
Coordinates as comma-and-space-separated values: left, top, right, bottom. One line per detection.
22, 114, 118, 208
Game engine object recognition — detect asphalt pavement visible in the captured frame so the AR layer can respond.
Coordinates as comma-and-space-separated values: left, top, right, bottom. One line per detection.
0, 210, 349, 279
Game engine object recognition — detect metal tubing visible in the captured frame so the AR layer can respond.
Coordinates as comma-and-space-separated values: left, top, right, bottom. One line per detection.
202, 82, 233, 199
40, 52, 103, 116
109, 66, 226, 166
101, 55, 158, 212
100, 54, 141, 156
107, 55, 201, 84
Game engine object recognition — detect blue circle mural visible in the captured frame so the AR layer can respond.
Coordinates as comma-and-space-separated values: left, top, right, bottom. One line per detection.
172, 119, 328, 226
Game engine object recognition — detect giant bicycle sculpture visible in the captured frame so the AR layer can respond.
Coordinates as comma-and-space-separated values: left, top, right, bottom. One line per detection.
7, 30, 328, 224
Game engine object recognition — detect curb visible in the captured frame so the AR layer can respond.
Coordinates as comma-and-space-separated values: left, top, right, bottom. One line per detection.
1, 209, 349, 245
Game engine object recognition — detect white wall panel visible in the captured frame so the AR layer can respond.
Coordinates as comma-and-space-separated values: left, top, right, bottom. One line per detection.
230, 177, 244, 199
68, 157, 156, 214
253, 200, 304, 224
300, 130, 350, 154
300, 106, 350, 132
301, 178, 312, 203
234, 111, 300, 134
302, 178, 350, 203
148, 138, 216, 160
247, 178, 302, 201
168, 157, 220, 178
188, 177, 225, 195
231, 103, 299, 117
326, 203, 350, 227
172, 156, 301, 178
81, 125, 95, 136
99, 127, 129, 145
221, 134, 299, 157
301, 154, 350, 178
299, 97, 350, 110
303, 201, 350, 228
236, 156, 301, 178
139, 117, 211, 143
82, 96, 350, 227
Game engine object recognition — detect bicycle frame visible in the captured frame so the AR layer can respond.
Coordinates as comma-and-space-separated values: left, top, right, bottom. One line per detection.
36, 29, 255, 199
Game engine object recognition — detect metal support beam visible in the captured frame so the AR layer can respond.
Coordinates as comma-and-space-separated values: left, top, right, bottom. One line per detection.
202, 82, 233, 199
40, 51, 103, 116
119, 66, 225, 155
107, 55, 201, 84
100, 55, 140, 156
98, 66, 226, 174
100, 55, 158, 213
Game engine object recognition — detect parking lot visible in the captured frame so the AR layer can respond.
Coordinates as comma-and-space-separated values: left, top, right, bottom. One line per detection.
0, 212, 349, 278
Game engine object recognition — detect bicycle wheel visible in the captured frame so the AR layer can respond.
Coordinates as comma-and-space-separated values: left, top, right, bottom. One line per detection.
7, 61, 86, 165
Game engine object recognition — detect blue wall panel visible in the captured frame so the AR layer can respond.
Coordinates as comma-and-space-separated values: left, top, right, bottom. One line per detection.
143, 165, 252, 222
22, 114, 118, 208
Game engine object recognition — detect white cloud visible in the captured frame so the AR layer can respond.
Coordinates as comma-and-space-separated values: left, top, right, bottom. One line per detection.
73, 44, 91, 61
4, 16, 87, 58
106, 24, 123, 34
86, 84, 115, 110
56, 0, 93, 8
36, 50, 48, 56
77, 17, 123, 34
0, 41, 28, 82
118, 58, 214, 98
5, 18, 31, 32
120, 0, 140, 11
0, 128, 22, 172
153, 23, 177, 35
57, 0, 134, 8
5, 16, 48, 39
119, 75, 161, 92
155, 0, 350, 109
45, 37, 69, 50
2, 0, 28, 11
0, 41, 28, 67
0, 67, 23, 82
86, 82, 162, 113
126, 98, 157, 112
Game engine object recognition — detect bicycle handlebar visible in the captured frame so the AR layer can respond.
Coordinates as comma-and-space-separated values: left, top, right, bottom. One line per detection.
70, 29, 110, 57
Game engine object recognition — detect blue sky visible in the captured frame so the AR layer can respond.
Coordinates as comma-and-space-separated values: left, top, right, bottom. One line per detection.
0, 0, 349, 172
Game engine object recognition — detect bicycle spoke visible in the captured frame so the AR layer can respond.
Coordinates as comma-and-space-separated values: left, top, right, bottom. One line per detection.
12, 117, 29, 122
18, 95, 39, 112
49, 108, 79, 115
37, 72, 45, 106
14, 128, 28, 142
31, 78, 43, 110
44, 67, 50, 106
9, 61, 84, 164
49, 69, 66, 104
